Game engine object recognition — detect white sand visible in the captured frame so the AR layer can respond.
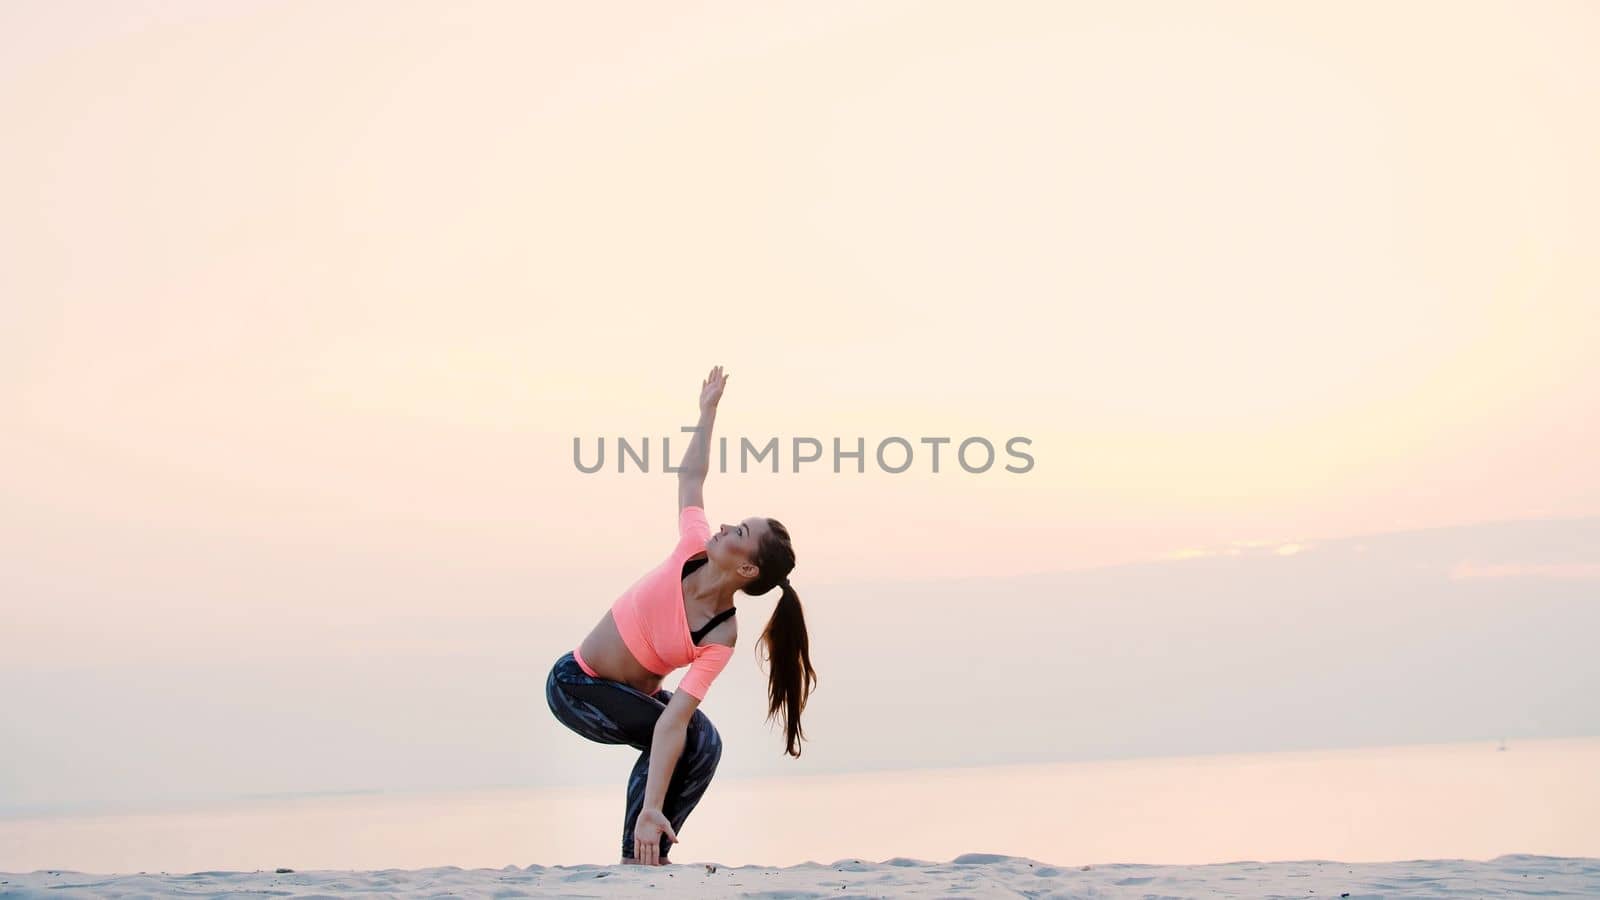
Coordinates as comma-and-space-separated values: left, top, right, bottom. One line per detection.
4, 853, 1597, 898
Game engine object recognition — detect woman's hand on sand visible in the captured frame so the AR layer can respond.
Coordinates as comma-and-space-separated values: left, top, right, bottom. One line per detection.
699, 365, 728, 414
634, 808, 678, 866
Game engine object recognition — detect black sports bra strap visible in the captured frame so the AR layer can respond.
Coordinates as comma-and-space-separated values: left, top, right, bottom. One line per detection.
690, 606, 737, 644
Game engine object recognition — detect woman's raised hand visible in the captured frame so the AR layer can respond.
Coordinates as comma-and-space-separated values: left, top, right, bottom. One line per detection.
699, 365, 728, 414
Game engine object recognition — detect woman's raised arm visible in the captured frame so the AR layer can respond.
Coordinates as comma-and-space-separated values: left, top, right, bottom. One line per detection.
677, 365, 726, 511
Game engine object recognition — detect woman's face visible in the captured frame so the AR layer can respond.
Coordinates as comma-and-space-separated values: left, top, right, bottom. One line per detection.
709, 517, 764, 573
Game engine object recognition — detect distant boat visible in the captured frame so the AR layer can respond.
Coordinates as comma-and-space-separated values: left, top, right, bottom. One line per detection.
1497, 737, 1508, 752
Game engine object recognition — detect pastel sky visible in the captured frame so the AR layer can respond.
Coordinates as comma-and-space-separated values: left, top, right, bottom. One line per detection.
1, 1, 1597, 813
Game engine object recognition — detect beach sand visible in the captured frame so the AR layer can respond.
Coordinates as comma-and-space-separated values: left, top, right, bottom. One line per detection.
4, 852, 1597, 898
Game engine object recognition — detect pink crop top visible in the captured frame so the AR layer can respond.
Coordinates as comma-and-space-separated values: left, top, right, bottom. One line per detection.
574, 506, 735, 701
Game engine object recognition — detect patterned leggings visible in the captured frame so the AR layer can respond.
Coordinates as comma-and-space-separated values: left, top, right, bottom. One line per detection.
545, 650, 723, 861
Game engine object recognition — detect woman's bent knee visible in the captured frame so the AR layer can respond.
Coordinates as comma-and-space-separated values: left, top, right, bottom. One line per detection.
687, 715, 723, 767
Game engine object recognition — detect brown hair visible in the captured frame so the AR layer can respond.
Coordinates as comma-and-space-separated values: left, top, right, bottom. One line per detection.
746, 518, 816, 757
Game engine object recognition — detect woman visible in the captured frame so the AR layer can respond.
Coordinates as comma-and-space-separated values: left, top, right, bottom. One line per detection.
545, 365, 818, 867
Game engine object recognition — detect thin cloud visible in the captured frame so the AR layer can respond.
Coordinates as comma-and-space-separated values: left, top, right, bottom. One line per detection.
1162, 540, 1314, 561
1448, 561, 1600, 580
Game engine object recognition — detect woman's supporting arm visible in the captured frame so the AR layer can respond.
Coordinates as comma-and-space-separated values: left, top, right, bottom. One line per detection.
634, 716, 689, 862
644, 719, 688, 815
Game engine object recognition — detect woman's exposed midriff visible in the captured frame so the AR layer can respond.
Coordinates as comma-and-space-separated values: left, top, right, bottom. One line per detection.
574, 607, 668, 695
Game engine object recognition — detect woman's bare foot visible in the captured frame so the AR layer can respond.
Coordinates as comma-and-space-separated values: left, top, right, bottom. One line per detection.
620, 855, 672, 866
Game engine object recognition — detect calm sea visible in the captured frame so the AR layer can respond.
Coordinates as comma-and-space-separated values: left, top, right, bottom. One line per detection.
3, 736, 1596, 873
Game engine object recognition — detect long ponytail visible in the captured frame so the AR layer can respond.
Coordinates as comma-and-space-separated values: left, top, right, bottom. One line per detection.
750, 519, 816, 758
